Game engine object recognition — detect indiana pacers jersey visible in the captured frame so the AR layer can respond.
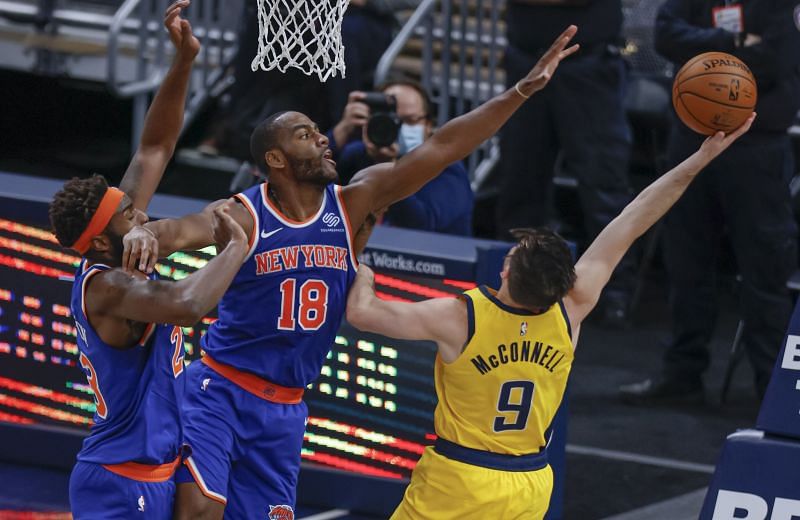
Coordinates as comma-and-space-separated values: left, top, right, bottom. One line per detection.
434, 285, 573, 455
391, 286, 573, 519
202, 182, 357, 388
71, 260, 186, 465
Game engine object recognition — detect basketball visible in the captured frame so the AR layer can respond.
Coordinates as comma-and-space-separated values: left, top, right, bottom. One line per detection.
671, 52, 757, 135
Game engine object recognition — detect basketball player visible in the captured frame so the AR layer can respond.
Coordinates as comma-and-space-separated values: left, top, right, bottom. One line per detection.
346, 115, 755, 518
121, 26, 580, 519
48, 3, 248, 518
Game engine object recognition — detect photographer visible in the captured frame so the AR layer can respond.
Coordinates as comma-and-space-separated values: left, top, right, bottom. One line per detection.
334, 80, 474, 236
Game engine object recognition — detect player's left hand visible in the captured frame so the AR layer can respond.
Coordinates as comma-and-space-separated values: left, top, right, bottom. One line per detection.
698, 112, 756, 160
518, 25, 579, 97
165, 0, 200, 60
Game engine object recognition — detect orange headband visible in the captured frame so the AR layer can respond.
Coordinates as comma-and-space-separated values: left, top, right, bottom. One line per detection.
71, 187, 125, 254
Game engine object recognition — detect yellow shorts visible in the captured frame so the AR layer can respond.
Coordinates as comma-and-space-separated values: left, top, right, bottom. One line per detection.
390, 447, 553, 520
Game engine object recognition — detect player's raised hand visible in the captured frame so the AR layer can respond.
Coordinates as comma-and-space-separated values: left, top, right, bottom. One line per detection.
698, 112, 756, 161
212, 200, 247, 251
517, 25, 579, 97
165, 0, 200, 60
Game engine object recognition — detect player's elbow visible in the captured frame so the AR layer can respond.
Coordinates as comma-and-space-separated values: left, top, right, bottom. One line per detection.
169, 295, 208, 327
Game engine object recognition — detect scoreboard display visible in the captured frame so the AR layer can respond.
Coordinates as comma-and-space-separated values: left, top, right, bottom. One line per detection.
0, 215, 478, 480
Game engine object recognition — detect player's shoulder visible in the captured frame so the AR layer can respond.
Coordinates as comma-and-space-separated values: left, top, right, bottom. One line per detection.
87, 268, 147, 301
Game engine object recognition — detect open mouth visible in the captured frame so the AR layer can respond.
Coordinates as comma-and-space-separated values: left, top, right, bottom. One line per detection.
323, 149, 336, 167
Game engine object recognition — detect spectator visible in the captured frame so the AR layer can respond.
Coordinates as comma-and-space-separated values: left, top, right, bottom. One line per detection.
336, 80, 474, 236
496, 0, 637, 326
619, 0, 800, 404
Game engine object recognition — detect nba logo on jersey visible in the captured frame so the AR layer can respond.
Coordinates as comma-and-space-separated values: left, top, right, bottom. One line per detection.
520, 321, 528, 336
137, 496, 145, 512
268, 504, 294, 520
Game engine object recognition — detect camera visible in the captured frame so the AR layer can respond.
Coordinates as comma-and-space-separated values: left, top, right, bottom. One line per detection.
362, 92, 400, 148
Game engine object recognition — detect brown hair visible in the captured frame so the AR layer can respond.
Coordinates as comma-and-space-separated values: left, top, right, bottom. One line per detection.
507, 228, 576, 309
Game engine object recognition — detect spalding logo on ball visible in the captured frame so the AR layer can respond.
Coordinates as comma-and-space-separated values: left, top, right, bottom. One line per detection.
672, 52, 757, 135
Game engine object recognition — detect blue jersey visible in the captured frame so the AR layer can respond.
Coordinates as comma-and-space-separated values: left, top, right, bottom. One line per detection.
203, 182, 358, 387
71, 260, 186, 465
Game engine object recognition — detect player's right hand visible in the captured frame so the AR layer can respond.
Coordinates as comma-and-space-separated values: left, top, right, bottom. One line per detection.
165, 0, 200, 60
122, 225, 159, 274
212, 200, 247, 251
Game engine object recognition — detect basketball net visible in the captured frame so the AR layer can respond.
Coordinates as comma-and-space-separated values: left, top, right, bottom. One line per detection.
251, 0, 349, 82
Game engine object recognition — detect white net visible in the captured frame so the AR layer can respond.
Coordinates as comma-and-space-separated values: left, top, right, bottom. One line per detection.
251, 0, 350, 82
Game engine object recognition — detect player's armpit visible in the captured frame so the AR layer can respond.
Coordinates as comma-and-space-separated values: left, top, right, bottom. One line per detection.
340, 163, 395, 231
563, 258, 610, 327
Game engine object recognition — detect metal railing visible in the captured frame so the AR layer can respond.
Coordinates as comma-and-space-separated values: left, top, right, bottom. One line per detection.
375, 0, 507, 186
106, 0, 242, 152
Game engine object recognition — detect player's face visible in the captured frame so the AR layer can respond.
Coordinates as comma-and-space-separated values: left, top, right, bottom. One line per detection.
278, 112, 337, 185
105, 196, 148, 259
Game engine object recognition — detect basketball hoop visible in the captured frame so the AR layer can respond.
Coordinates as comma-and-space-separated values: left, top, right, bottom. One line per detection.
251, 0, 350, 82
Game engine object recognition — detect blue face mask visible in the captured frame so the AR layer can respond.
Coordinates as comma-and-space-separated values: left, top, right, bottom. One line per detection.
398, 123, 426, 156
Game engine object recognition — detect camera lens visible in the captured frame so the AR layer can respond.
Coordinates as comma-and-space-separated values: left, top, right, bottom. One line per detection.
362, 92, 401, 148
367, 113, 401, 148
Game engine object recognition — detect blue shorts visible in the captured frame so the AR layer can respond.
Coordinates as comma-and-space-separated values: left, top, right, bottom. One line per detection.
175, 359, 307, 518
69, 461, 175, 519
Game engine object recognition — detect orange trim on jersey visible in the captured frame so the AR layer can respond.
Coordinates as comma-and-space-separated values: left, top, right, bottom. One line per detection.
261, 183, 317, 225
201, 355, 304, 404
334, 185, 358, 269
102, 455, 179, 482
71, 187, 124, 254
232, 193, 258, 250
137, 322, 156, 346
80, 267, 105, 319
183, 458, 227, 504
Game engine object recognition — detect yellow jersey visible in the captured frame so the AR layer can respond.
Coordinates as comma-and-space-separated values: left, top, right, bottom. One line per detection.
433, 286, 573, 455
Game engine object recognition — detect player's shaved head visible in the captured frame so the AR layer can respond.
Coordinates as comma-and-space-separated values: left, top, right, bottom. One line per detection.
507, 228, 576, 310
250, 111, 292, 174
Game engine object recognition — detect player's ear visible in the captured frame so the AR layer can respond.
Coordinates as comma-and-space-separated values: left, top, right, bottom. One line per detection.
266, 149, 286, 170
90, 235, 111, 253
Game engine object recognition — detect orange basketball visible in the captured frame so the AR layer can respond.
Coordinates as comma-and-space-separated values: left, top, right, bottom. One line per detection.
671, 52, 757, 135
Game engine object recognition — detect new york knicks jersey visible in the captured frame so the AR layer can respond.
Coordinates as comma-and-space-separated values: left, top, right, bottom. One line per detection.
434, 286, 573, 455
202, 182, 358, 388
71, 260, 186, 465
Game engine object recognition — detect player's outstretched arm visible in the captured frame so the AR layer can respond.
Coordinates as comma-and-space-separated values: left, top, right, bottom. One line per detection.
121, 197, 254, 273
564, 114, 756, 328
342, 26, 579, 227
88, 203, 248, 338
119, 0, 200, 211
346, 265, 468, 362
